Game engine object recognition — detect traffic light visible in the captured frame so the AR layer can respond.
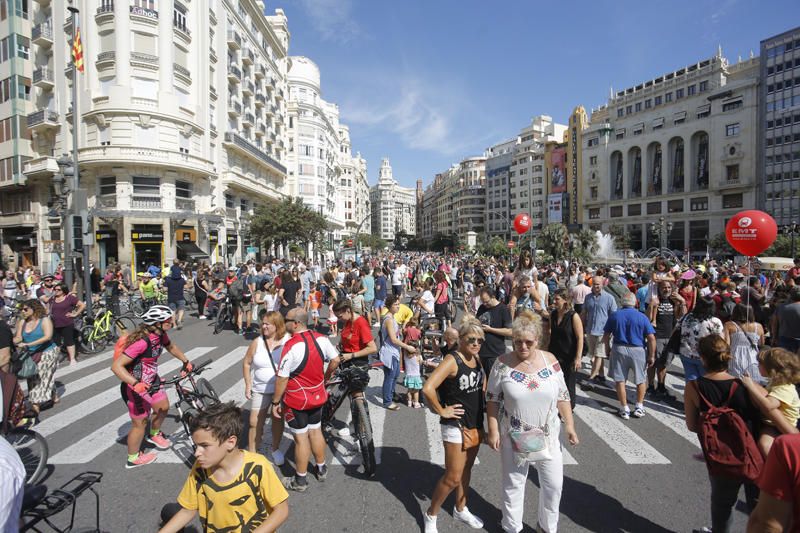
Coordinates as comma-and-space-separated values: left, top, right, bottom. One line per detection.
72, 215, 83, 251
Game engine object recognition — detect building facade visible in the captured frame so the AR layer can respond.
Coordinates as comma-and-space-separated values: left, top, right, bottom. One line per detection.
582, 51, 759, 257
484, 139, 515, 239
759, 27, 800, 226
369, 157, 415, 242
19, 0, 290, 273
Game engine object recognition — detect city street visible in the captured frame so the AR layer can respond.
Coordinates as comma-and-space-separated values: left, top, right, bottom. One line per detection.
31, 314, 747, 533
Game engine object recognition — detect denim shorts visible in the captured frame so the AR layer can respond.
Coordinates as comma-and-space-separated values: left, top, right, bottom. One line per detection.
168, 300, 186, 312
373, 299, 385, 309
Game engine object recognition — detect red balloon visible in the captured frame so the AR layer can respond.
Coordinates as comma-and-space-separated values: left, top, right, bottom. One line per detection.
513, 213, 531, 235
725, 210, 778, 257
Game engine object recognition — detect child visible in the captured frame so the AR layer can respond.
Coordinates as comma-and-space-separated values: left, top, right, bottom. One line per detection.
159, 402, 289, 533
350, 284, 365, 318
403, 318, 423, 408
741, 347, 800, 457
305, 282, 322, 329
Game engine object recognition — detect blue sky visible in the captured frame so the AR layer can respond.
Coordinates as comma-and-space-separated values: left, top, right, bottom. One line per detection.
277, 0, 799, 189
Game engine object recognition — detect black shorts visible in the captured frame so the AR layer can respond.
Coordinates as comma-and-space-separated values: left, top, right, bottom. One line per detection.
285, 405, 323, 433
434, 302, 451, 321
392, 284, 403, 296
53, 324, 75, 347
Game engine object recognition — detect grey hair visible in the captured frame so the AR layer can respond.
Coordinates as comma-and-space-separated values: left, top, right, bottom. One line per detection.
622, 292, 637, 307
511, 309, 543, 342
457, 316, 484, 341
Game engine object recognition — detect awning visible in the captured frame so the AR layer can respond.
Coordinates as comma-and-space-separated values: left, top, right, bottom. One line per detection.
176, 241, 210, 261
652, 117, 665, 128
696, 104, 711, 115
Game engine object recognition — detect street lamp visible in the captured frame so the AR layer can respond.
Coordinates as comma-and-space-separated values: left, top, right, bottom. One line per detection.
650, 216, 673, 255
783, 222, 799, 259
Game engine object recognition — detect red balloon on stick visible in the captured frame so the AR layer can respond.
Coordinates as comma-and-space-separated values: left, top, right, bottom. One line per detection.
513, 213, 531, 235
724, 210, 778, 257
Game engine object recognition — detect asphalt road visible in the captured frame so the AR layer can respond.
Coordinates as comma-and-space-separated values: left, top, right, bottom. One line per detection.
24, 309, 750, 533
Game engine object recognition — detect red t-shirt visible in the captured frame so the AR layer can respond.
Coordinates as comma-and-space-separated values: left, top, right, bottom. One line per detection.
758, 433, 800, 532
340, 315, 373, 354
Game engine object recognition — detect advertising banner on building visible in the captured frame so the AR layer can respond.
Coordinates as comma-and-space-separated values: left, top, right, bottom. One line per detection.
550, 147, 567, 194
547, 193, 563, 224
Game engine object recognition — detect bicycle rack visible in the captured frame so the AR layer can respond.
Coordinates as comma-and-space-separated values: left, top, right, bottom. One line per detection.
22, 471, 103, 533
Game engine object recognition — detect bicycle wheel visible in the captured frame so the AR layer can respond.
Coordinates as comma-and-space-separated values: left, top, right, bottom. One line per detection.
5, 428, 49, 485
213, 305, 228, 334
114, 316, 138, 337
351, 397, 376, 477
196, 378, 220, 407
79, 325, 106, 354
181, 408, 200, 440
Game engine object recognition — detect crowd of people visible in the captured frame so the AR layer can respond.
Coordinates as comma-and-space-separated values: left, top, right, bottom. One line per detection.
4, 250, 800, 532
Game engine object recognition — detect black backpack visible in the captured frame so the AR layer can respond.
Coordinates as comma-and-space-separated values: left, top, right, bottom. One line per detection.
719, 294, 736, 320
228, 277, 244, 300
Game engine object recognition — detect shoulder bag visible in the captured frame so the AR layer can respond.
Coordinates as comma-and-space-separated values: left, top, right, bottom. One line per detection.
459, 352, 486, 451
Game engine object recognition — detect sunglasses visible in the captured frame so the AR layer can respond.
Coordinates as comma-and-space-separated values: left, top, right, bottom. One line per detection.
513, 339, 537, 347
464, 337, 484, 345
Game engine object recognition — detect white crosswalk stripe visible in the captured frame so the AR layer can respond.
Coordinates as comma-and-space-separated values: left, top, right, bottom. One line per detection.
34, 342, 700, 468
49, 347, 242, 464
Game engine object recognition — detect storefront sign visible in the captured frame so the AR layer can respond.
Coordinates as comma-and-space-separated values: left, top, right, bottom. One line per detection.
96, 230, 116, 241
226, 234, 238, 245
209, 231, 219, 243
570, 126, 579, 225
131, 230, 164, 241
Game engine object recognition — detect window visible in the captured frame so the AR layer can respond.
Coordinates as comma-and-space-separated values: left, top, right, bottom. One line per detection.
616, 108, 624, 118
635, 102, 642, 112
628, 204, 641, 216
99, 126, 111, 146
240, 199, 248, 212
676, 88, 684, 99
610, 206, 623, 218
590, 186, 598, 199
655, 95, 662, 106
179, 134, 190, 154
665, 92, 672, 103
132, 176, 160, 197
726, 164, 739, 182
615, 130, 625, 140
225, 193, 234, 208
99, 177, 116, 196
589, 155, 597, 165
175, 180, 192, 198
647, 202, 662, 215
174, 2, 188, 32
626, 105, 632, 115
645, 99, 652, 109
690, 197, 708, 211
668, 199, 684, 213
722, 99, 743, 112
725, 123, 740, 137
722, 193, 743, 209
699, 81, 708, 92
687, 84, 696, 96
589, 208, 600, 220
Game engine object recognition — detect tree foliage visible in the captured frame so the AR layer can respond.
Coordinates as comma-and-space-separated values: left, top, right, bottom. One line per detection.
535, 224, 597, 263
765, 234, 794, 258
249, 197, 328, 251
708, 232, 736, 257
358, 233, 388, 251
478, 236, 509, 257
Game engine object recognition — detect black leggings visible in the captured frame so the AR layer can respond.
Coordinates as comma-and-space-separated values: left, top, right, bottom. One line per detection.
196, 292, 207, 315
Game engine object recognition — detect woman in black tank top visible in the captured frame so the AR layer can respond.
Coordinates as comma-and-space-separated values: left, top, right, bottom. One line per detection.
421, 318, 486, 531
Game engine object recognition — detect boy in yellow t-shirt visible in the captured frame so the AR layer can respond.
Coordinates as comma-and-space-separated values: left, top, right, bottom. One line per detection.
159, 402, 289, 533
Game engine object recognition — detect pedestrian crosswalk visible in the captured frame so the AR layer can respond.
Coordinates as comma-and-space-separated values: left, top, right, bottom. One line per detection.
30, 342, 701, 469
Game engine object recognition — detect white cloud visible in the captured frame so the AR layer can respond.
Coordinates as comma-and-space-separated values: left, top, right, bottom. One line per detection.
297, 0, 361, 43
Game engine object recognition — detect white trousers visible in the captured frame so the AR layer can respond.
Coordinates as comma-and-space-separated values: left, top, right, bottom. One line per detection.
500, 433, 564, 533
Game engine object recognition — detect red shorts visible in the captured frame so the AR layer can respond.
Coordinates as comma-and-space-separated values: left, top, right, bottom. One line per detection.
125, 385, 167, 419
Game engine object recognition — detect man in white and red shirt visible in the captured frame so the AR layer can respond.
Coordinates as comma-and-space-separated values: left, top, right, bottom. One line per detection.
747, 433, 800, 532
272, 308, 338, 492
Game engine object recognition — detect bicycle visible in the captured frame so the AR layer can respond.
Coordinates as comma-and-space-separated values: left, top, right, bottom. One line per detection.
160, 358, 219, 443
3, 426, 49, 486
321, 363, 377, 477
211, 296, 232, 335
77, 306, 138, 354
21, 471, 102, 533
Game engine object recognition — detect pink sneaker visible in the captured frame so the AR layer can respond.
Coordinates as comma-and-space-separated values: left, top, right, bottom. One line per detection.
146, 432, 171, 450
126, 451, 157, 469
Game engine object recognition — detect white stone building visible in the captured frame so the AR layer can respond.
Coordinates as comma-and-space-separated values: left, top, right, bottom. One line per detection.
20, 0, 290, 272
582, 51, 759, 257
370, 158, 415, 242
485, 138, 516, 239
337, 124, 370, 237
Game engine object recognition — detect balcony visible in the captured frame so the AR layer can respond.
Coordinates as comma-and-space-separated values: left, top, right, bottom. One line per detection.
176, 198, 196, 212
131, 197, 162, 209
242, 113, 254, 127
227, 98, 241, 116
130, 5, 158, 23
174, 22, 191, 42
255, 65, 266, 79
78, 146, 215, 176
96, 2, 114, 23
265, 105, 275, 117
209, 86, 217, 100
131, 52, 159, 69
0, 212, 36, 228
255, 92, 266, 107
64, 15, 73, 32
267, 132, 277, 143
227, 65, 241, 82
242, 80, 254, 96
227, 30, 241, 49
32, 67, 55, 90
96, 51, 115, 69
32, 21, 53, 47
255, 121, 266, 136
95, 196, 117, 209
244, 49, 256, 65
226, 207, 238, 219
276, 88, 284, 101
174, 63, 191, 83
223, 132, 286, 174
27, 110, 60, 132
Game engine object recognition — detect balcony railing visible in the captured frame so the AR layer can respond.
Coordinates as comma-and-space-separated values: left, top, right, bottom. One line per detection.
174, 22, 191, 40
96, 51, 115, 68
255, 92, 266, 106
176, 198, 195, 211
32, 67, 55, 88
224, 132, 286, 173
27, 109, 59, 128
228, 98, 241, 115
242, 80, 254, 95
174, 63, 191, 80
96, 195, 117, 209
227, 30, 241, 49
243, 113, 254, 125
227, 65, 241, 81
32, 21, 53, 45
96, 1, 114, 20
131, 52, 159, 67
131, 197, 162, 209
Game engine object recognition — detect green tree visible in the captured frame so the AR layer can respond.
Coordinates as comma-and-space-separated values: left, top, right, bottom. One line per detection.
479, 236, 509, 257
765, 234, 793, 257
358, 233, 387, 251
708, 232, 736, 257
608, 224, 631, 251
538, 223, 569, 261
249, 197, 327, 252
573, 228, 599, 262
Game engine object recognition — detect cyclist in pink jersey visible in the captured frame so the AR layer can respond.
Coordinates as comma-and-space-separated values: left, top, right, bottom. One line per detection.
112, 305, 193, 468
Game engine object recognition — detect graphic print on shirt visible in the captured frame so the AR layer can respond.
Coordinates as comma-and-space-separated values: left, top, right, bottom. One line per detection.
459, 369, 483, 393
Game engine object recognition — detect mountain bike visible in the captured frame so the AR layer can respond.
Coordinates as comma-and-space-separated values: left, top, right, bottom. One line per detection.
78, 306, 138, 354
321, 363, 376, 477
212, 297, 232, 335
3, 427, 49, 485
160, 359, 219, 443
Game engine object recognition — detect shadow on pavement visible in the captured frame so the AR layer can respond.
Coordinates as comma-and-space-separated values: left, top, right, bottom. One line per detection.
529, 470, 675, 533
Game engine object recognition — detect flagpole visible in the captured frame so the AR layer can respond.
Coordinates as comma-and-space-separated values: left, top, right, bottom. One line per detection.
67, 6, 92, 316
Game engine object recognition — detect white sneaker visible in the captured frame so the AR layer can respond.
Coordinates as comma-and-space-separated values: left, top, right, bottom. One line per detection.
453, 507, 483, 529
423, 512, 438, 533
271, 449, 285, 466
198, 315, 207, 320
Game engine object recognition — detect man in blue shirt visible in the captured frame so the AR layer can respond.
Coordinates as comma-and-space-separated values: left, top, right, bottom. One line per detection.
602, 292, 656, 420
580, 276, 618, 387
373, 269, 387, 328
636, 274, 651, 313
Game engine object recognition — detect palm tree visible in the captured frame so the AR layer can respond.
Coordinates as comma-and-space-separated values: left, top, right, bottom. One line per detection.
539, 223, 569, 261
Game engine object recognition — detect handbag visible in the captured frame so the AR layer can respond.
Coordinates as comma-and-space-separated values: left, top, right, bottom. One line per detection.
662, 315, 685, 359
13, 349, 38, 379
461, 427, 485, 451
506, 391, 555, 464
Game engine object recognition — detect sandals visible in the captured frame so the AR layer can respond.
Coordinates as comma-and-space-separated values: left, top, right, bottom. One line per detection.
385, 403, 400, 411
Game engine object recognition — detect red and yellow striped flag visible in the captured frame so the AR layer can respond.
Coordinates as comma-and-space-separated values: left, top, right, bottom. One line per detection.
72, 28, 84, 73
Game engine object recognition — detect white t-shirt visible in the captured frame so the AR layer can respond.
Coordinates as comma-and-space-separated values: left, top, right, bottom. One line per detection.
535, 281, 549, 308
0, 435, 25, 532
391, 266, 406, 286
263, 293, 279, 312
277, 332, 338, 378
420, 290, 435, 314
251, 333, 290, 394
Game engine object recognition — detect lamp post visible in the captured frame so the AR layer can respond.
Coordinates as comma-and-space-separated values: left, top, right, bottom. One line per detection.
55, 154, 73, 287
783, 222, 798, 259
650, 216, 673, 255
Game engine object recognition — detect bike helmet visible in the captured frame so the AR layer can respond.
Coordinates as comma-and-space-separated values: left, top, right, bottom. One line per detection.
141, 305, 174, 325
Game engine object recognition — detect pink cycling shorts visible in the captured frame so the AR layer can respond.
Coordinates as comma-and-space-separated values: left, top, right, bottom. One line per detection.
125, 385, 167, 419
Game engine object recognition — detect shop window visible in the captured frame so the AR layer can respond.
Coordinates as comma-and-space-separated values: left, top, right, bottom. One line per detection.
647, 202, 662, 215
628, 204, 641, 216
722, 193, 743, 209
668, 199, 684, 213
690, 197, 708, 211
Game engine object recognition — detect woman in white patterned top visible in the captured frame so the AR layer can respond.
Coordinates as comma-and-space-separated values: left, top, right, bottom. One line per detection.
486, 310, 579, 533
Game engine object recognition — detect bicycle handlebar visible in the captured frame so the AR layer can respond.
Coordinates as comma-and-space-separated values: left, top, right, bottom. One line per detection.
162, 358, 212, 385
